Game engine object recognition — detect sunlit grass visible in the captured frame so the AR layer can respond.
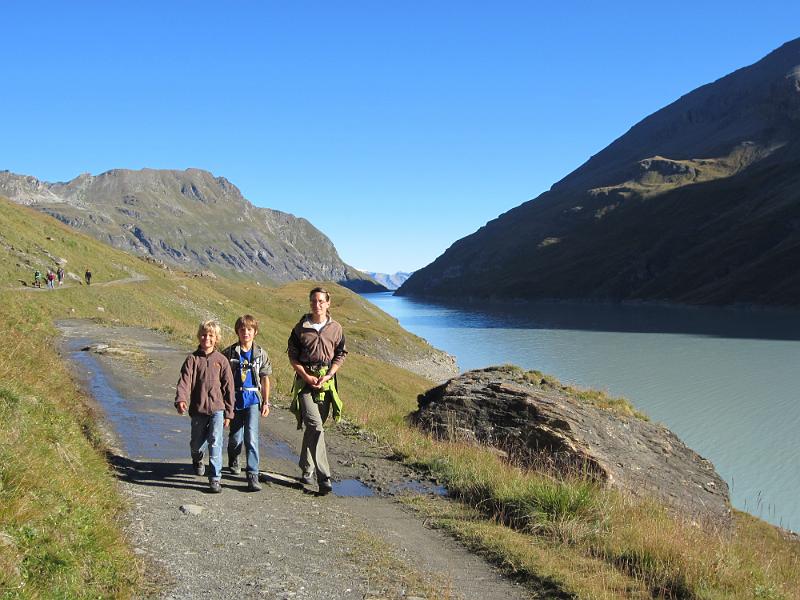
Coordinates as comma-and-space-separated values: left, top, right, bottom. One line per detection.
0, 307, 140, 598
1, 195, 798, 599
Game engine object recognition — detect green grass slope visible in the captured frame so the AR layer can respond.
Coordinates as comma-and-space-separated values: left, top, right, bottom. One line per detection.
0, 195, 435, 597
1, 196, 798, 599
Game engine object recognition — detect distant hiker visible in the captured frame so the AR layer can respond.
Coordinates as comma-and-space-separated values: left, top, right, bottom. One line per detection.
46, 270, 56, 289
84, 268, 92, 285
56, 266, 65, 286
33, 270, 42, 288
174, 320, 235, 494
221, 315, 272, 492
288, 286, 347, 495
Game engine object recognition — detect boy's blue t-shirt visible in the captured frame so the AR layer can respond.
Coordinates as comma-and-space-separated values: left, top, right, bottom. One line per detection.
235, 347, 260, 410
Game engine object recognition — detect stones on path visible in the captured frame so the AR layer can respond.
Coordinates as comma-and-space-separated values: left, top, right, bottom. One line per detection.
179, 504, 206, 516
81, 342, 141, 358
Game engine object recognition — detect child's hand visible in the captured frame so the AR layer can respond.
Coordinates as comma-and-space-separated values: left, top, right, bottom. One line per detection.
176, 401, 187, 415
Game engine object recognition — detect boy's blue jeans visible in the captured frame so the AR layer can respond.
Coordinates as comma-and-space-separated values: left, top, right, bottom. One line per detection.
228, 404, 260, 474
190, 411, 224, 481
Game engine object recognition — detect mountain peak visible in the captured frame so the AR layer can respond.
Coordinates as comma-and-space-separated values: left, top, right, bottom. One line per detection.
0, 168, 381, 290
399, 37, 800, 307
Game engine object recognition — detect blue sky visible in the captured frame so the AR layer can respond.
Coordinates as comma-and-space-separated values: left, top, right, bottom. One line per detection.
3, 1, 799, 273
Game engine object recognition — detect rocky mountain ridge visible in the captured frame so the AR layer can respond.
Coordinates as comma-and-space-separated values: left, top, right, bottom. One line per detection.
0, 168, 384, 291
399, 38, 800, 306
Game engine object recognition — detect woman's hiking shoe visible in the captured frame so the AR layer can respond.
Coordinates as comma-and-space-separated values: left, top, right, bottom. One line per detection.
318, 478, 333, 495
193, 461, 205, 477
228, 457, 241, 475
247, 473, 262, 492
209, 480, 222, 493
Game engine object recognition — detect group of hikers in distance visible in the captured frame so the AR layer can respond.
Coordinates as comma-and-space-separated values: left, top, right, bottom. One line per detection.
33, 266, 64, 288
174, 286, 346, 494
32, 267, 92, 287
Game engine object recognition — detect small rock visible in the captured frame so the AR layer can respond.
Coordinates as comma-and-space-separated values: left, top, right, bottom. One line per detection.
179, 504, 205, 516
96, 306, 105, 312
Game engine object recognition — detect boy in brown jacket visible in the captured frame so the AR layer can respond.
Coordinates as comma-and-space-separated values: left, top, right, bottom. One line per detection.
175, 319, 235, 493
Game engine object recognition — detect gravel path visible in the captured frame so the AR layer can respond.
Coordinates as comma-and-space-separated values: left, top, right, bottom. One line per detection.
58, 320, 531, 600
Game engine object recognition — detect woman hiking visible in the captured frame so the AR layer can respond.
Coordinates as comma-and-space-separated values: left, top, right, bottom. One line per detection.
287, 286, 347, 495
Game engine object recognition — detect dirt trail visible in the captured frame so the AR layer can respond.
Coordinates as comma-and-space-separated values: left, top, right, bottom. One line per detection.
57, 320, 530, 600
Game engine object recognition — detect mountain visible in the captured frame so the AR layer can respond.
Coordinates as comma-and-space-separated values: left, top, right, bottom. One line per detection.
0, 168, 385, 291
361, 271, 412, 290
398, 39, 800, 307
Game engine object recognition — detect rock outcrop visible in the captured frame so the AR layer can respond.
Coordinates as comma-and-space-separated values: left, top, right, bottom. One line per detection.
413, 366, 731, 526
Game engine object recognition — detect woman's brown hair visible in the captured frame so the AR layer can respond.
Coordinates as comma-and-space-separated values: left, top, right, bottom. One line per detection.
309, 287, 331, 318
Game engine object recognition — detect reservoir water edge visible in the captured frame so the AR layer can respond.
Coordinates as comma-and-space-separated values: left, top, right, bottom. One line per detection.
361, 292, 800, 532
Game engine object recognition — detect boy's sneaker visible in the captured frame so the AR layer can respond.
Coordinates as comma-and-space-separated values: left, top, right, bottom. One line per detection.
193, 461, 205, 477
318, 478, 333, 495
299, 471, 314, 486
247, 473, 262, 492
228, 457, 241, 475
209, 480, 222, 494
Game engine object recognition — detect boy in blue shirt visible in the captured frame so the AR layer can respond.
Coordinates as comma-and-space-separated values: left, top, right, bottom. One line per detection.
222, 315, 272, 491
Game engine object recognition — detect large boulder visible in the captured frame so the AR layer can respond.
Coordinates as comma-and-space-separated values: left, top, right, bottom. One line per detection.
413, 366, 731, 527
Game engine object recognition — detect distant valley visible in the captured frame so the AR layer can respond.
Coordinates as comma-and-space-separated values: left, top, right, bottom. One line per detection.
0, 168, 385, 291
360, 270, 412, 290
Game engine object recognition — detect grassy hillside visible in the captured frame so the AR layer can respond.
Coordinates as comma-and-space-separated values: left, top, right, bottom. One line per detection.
0, 196, 436, 598
1, 196, 798, 599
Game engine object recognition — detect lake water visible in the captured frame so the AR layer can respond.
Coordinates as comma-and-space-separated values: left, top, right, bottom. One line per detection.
362, 292, 800, 531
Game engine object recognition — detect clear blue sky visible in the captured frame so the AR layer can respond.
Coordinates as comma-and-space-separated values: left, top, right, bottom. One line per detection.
3, 1, 799, 273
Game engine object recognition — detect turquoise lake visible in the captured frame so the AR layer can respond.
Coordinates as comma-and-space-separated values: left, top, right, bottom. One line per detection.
362, 292, 800, 531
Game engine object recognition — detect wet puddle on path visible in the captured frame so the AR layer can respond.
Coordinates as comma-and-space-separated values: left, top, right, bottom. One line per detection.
68, 336, 185, 459
333, 479, 375, 497
390, 480, 448, 496
61, 324, 447, 500
64, 334, 302, 465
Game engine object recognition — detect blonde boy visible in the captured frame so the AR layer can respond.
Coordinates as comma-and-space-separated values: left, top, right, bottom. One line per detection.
174, 320, 235, 493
